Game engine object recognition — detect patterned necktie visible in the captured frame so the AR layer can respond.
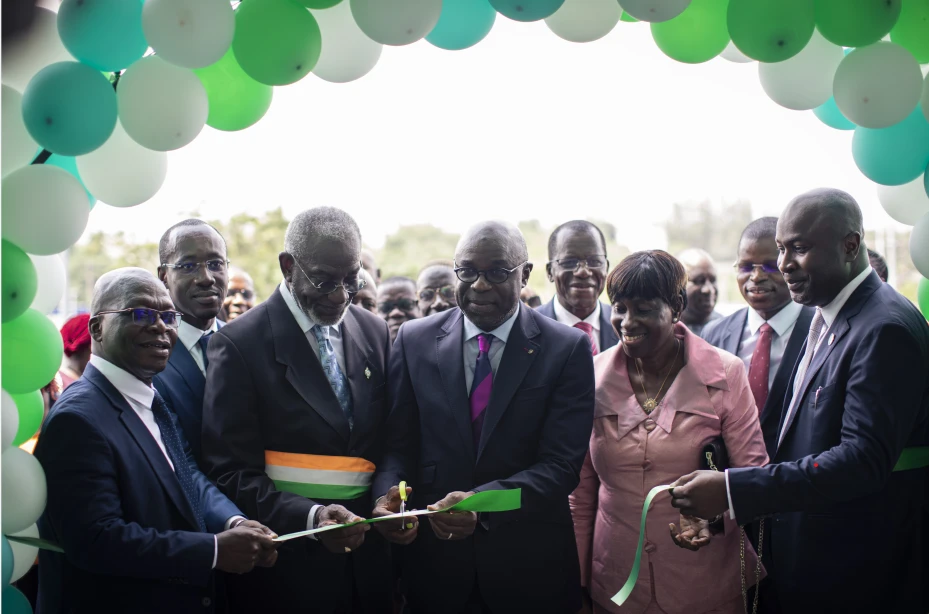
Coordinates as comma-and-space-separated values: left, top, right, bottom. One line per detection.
779, 308, 826, 445
469, 334, 494, 448
313, 325, 354, 430
150, 390, 206, 531
748, 323, 774, 413
197, 331, 213, 372
574, 321, 598, 356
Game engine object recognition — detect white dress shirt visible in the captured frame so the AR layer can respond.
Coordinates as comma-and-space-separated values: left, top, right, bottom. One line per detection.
89, 355, 238, 567
462, 305, 521, 392
177, 319, 219, 377
552, 298, 601, 353
736, 301, 803, 390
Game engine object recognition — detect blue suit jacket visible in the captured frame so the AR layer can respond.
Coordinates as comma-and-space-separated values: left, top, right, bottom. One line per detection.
701, 305, 815, 456
536, 298, 619, 352
153, 320, 223, 464
35, 364, 242, 614
373, 307, 595, 614
727, 272, 929, 613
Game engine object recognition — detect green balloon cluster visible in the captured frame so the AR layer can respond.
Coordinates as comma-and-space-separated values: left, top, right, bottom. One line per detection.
727, 0, 815, 63
918, 277, 929, 318
1, 309, 64, 394
1, 241, 37, 323
11, 390, 43, 447
232, 0, 322, 86
195, 49, 273, 132
815, 0, 901, 47
890, 0, 929, 63
652, 0, 729, 64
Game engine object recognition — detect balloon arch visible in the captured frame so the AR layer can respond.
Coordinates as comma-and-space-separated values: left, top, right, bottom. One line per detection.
2, 0, 929, 607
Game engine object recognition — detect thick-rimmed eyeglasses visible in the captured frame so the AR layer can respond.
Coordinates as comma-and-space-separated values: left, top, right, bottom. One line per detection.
734, 261, 779, 274
453, 261, 528, 285
161, 259, 229, 276
548, 257, 608, 272
378, 298, 418, 314
292, 258, 366, 295
94, 308, 183, 328
419, 286, 455, 303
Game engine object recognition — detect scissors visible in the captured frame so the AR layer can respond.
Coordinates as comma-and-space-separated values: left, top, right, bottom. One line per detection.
399, 481, 412, 530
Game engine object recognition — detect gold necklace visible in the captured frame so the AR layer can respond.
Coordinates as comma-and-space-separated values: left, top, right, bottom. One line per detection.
634, 339, 681, 412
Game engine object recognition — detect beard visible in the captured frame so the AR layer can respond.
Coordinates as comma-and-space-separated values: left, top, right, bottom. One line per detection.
302, 302, 349, 328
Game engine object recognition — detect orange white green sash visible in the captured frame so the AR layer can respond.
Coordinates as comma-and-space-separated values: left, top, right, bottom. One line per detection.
265, 451, 375, 500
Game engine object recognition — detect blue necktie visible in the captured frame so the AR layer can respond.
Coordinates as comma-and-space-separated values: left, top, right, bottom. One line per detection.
197, 331, 213, 371
151, 390, 206, 531
470, 334, 493, 449
312, 325, 354, 430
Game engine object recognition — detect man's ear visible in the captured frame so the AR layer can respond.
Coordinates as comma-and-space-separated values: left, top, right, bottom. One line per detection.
844, 231, 862, 262
522, 262, 533, 288
545, 262, 554, 283
157, 266, 168, 287
279, 252, 294, 282
89, 315, 104, 342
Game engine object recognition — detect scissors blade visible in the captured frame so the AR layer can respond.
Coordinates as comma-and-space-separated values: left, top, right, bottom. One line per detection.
399, 501, 406, 525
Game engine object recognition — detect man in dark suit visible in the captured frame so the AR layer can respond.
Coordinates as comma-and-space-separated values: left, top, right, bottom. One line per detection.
701, 217, 814, 455
35, 268, 277, 614
371, 221, 596, 613
153, 219, 228, 464
537, 220, 618, 353
201, 207, 393, 613
670, 189, 929, 613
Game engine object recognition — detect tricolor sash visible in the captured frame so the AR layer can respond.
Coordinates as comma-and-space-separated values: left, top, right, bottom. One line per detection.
265, 451, 375, 500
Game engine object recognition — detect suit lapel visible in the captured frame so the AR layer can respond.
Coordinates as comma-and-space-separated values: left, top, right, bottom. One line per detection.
762, 307, 813, 453
268, 289, 351, 443
84, 366, 200, 529
166, 342, 204, 400
477, 308, 540, 461
436, 310, 475, 461
341, 307, 375, 449
720, 309, 747, 356
599, 301, 619, 349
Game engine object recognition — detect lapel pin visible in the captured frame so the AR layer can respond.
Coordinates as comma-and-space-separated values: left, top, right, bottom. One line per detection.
364, 367, 371, 379
827, 333, 835, 346
525, 348, 534, 354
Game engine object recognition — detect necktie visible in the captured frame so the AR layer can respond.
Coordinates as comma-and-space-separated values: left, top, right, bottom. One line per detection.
574, 322, 598, 356
150, 390, 206, 531
313, 325, 354, 430
197, 331, 213, 372
469, 334, 493, 449
778, 308, 826, 445
748, 323, 774, 413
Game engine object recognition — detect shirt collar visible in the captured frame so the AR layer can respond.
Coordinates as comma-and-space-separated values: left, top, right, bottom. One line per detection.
279, 281, 341, 335
463, 304, 521, 344
820, 266, 872, 329
177, 319, 217, 352
553, 297, 600, 330
745, 300, 803, 337
89, 354, 155, 409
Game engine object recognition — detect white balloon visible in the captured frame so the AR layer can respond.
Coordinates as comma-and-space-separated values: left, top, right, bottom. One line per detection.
8, 524, 39, 583
350, 0, 443, 46
617, 0, 690, 23
1, 447, 47, 535
1, 165, 90, 255
834, 42, 923, 129
311, 1, 383, 84
911, 212, 929, 278
118, 56, 208, 152
1, 8, 73, 92
28, 254, 66, 314
78, 120, 168, 207
877, 176, 929, 225
545, 0, 621, 43
759, 29, 844, 111
1, 390, 20, 450
2, 86, 38, 179
720, 41, 753, 63
142, 0, 235, 69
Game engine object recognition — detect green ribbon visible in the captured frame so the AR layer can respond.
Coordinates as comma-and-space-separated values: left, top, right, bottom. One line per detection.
893, 446, 929, 472
611, 485, 672, 607
5, 535, 64, 553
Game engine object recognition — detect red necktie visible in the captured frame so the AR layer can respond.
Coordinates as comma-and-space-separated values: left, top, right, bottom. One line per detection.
574, 322, 598, 356
748, 323, 773, 413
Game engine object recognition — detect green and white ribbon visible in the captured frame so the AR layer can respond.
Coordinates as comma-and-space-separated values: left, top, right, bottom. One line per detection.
611, 484, 673, 607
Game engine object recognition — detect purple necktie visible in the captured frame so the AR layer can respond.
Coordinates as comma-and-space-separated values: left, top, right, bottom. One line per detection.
469, 334, 493, 448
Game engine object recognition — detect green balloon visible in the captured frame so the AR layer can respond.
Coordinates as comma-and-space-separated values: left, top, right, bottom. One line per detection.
296, 0, 342, 6
652, 0, 729, 64
2, 586, 32, 614
620, 11, 639, 23
1, 241, 37, 324
891, 0, 929, 63
1, 309, 64, 394
195, 49, 273, 132
232, 0, 322, 86
918, 277, 929, 318
11, 390, 43, 447
727, 0, 815, 63
815, 0, 901, 47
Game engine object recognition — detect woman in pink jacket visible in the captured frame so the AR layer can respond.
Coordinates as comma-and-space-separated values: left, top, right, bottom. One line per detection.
570, 251, 768, 614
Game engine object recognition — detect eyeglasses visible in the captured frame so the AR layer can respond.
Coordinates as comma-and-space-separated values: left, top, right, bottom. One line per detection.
94, 308, 183, 328
378, 298, 418, 314
292, 258, 366, 295
228, 288, 254, 300
734, 261, 780, 274
453, 261, 528, 285
548, 256, 608, 272
419, 286, 455, 303
161, 259, 229, 275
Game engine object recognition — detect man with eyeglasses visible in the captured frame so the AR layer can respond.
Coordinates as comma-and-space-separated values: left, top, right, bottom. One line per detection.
153, 219, 229, 464
370, 221, 595, 614
377, 276, 422, 343
200, 207, 393, 613
221, 265, 256, 322
35, 268, 278, 614
537, 220, 618, 354
416, 261, 458, 316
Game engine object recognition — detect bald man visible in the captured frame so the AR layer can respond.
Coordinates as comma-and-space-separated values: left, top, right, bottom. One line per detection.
669, 189, 929, 613
677, 248, 723, 336
371, 221, 595, 613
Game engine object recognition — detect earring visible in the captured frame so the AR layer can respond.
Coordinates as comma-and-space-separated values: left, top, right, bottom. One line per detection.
672, 316, 679, 323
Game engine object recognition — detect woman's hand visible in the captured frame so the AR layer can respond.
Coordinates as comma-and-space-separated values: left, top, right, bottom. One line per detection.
669, 514, 711, 551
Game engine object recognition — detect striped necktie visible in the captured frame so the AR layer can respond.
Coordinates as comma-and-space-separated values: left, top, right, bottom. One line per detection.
574, 321, 598, 356
150, 391, 206, 531
469, 334, 493, 448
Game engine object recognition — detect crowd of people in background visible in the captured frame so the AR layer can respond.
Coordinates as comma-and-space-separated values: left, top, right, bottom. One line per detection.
14, 189, 929, 614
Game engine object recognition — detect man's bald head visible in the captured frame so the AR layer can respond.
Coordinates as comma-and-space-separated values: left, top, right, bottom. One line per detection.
675, 248, 718, 326
784, 188, 864, 242
455, 221, 529, 264
92, 268, 167, 315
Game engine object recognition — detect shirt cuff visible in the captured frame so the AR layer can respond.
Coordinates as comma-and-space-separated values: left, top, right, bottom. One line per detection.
306, 504, 323, 541
725, 469, 736, 520
224, 515, 246, 531
212, 535, 218, 569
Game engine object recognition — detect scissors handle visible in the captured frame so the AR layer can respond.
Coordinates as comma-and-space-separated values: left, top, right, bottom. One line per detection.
399, 481, 408, 502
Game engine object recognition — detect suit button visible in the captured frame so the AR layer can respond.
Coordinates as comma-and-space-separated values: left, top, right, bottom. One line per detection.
644, 541, 656, 554
644, 419, 656, 432
642, 460, 652, 470
202, 597, 212, 608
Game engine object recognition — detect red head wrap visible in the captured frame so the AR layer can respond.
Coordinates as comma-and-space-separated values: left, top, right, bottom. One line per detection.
60, 314, 91, 357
